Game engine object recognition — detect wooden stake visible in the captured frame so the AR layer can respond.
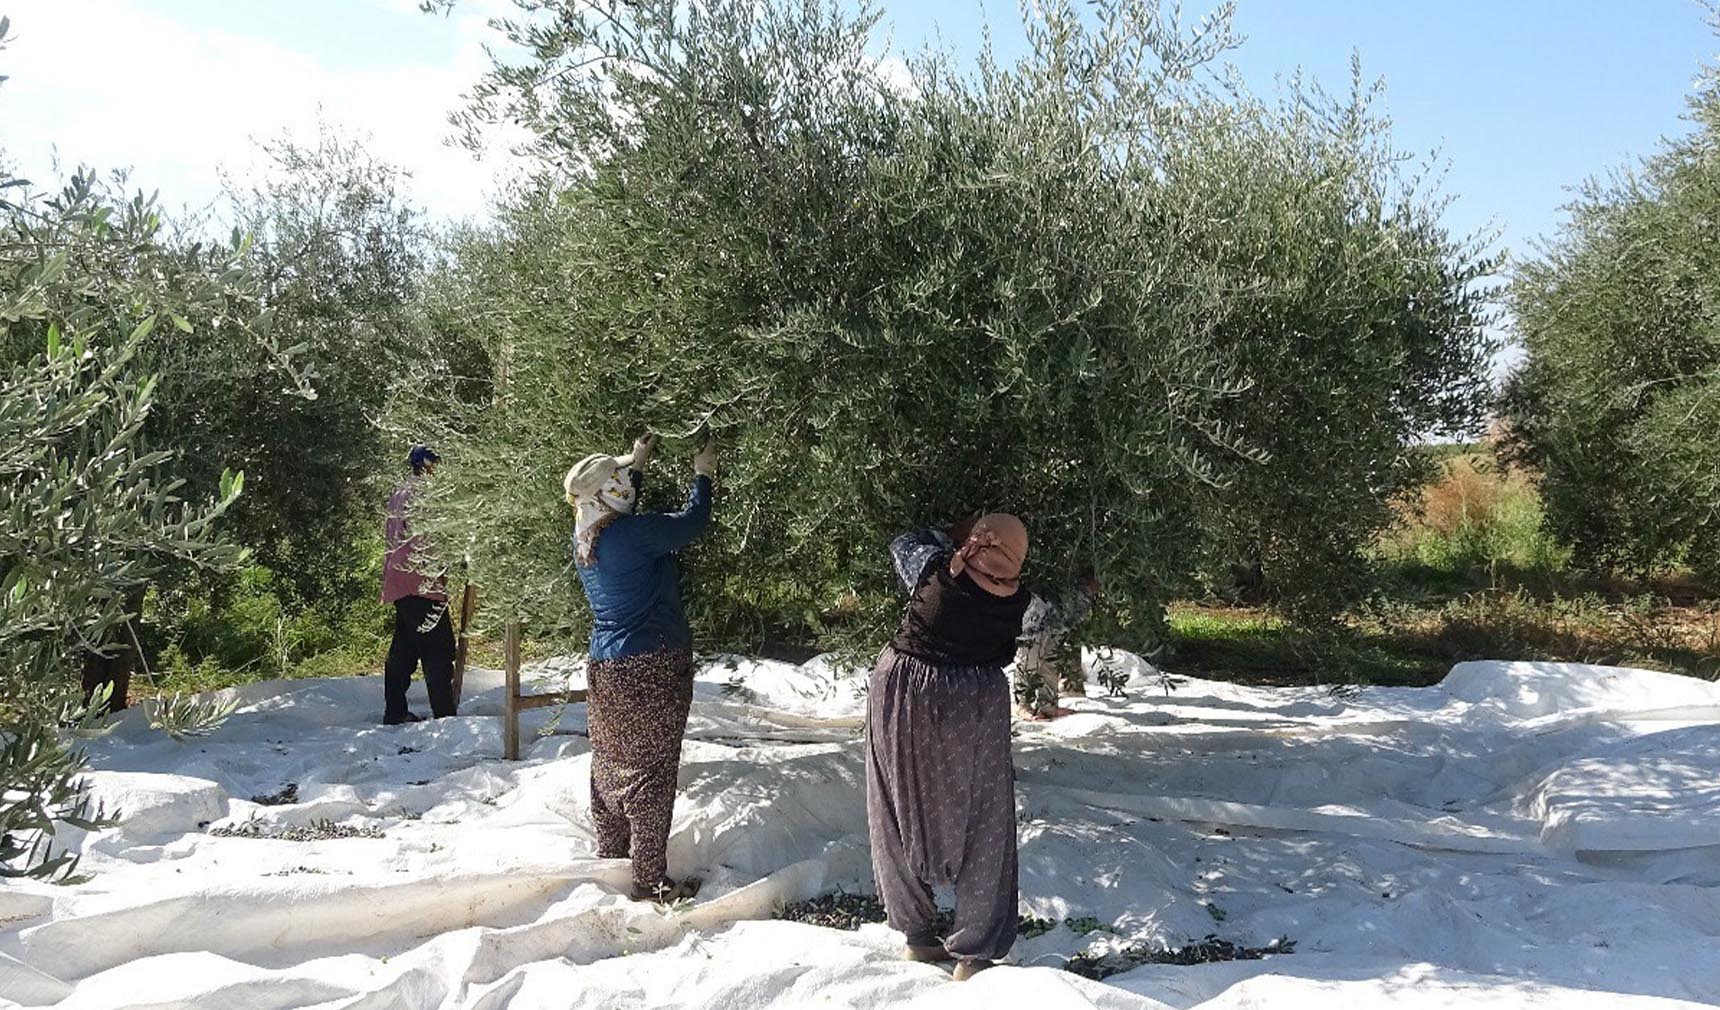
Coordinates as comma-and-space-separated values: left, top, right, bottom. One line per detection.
499, 620, 588, 761
451, 583, 477, 706
503, 620, 521, 761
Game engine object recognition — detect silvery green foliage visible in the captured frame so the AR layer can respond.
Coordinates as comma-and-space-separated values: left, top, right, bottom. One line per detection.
403, 0, 1494, 658
0, 329, 243, 878
147, 692, 240, 742
0, 688, 113, 882
0, 19, 261, 873
1504, 29, 1720, 584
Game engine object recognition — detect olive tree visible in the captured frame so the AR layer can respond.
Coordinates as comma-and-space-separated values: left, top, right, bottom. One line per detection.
405, 0, 1496, 658
1504, 37, 1720, 583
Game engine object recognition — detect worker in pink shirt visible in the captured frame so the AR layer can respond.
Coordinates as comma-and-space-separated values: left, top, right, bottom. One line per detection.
380, 444, 455, 724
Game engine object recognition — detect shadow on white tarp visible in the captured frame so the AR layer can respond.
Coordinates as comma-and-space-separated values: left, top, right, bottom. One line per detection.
4, 656, 1719, 1008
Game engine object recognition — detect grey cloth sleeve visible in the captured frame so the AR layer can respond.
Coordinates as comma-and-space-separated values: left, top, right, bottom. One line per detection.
889, 528, 954, 591
1019, 585, 1095, 640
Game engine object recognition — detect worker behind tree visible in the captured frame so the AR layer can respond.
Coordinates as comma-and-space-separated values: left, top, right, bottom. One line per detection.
379, 444, 457, 725
1010, 528, 1101, 720
564, 432, 718, 903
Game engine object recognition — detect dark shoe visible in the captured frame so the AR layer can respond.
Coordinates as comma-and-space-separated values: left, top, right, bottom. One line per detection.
383, 711, 424, 725
904, 943, 953, 963
953, 959, 994, 981
630, 876, 702, 903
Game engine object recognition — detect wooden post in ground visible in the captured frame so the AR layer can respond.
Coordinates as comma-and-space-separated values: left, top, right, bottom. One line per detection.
451, 583, 477, 706
500, 619, 588, 761
503, 620, 522, 760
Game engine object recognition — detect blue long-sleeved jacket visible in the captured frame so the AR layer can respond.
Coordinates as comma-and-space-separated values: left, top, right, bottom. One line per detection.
575, 474, 714, 660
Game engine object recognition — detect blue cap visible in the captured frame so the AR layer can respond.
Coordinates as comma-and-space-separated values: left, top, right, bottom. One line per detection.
408, 444, 441, 471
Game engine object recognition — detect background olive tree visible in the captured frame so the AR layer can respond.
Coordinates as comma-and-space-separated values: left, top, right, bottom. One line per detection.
0, 124, 442, 687
142, 130, 443, 683
1503, 38, 1720, 586
0, 16, 438, 871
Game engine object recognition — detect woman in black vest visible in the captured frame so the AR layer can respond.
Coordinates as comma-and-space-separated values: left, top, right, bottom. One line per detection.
866, 514, 1095, 981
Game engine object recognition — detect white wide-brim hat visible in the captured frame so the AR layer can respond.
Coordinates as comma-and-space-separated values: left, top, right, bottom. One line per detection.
563, 443, 645, 502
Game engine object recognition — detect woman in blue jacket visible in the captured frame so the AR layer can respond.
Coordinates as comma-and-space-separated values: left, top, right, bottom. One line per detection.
564, 433, 718, 902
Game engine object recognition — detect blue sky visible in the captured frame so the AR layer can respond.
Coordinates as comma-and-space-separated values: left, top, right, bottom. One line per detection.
1221, 1, 1715, 264
2, 0, 1714, 275
889, 0, 1717, 266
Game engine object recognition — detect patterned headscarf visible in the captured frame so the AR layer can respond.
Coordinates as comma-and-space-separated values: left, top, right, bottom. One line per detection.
567, 458, 638, 565
950, 513, 1028, 597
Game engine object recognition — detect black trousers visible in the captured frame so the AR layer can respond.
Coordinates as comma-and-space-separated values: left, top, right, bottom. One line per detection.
385, 596, 457, 719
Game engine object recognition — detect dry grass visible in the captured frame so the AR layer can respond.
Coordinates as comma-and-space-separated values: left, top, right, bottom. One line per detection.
1417, 455, 1513, 537
1362, 591, 1720, 683
1377, 451, 1568, 581
1169, 595, 1720, 687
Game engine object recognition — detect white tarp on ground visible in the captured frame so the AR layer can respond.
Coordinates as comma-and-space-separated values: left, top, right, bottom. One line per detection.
4, 655, 1720, 1009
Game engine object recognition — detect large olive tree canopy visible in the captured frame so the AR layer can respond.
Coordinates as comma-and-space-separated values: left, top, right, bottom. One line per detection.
403, 0, 1495, 655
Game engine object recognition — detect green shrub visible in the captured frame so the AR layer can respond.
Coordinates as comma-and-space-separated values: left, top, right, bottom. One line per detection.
150, 561, 392, 689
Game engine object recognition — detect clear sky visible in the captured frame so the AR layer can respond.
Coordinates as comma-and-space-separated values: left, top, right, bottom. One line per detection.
1, 0, 1714, 281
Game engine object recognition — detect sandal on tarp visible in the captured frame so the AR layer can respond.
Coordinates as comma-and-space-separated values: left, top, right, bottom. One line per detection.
630, 876, 703, 903
903, 943, 953, 963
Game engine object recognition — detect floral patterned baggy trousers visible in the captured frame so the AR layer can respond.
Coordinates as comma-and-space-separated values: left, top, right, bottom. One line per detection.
586, 647, 695, 892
